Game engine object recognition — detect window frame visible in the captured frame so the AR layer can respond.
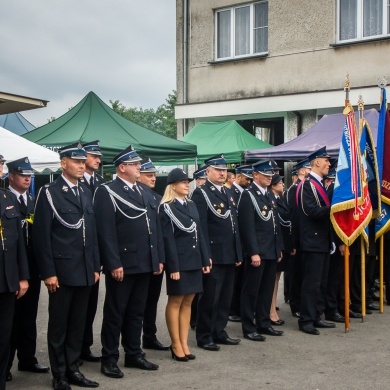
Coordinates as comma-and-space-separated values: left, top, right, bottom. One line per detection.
336, 0, 390, 43
214, 1, 268, 61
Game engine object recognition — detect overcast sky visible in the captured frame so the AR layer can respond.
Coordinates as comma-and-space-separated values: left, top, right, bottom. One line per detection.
1, 1, 176, 127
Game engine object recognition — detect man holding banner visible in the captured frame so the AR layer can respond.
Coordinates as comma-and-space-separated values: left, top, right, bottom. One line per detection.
297, 147, 336, 335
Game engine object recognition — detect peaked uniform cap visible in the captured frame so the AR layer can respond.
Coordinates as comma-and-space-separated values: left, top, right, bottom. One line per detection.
270, 174, 284, 186
235, 164, 253, 179
306, 146, 331, 162
252, 160, 274, 176
113, 145, 142, 166
140, 158, 157, 173
205, 154, 227, 169
193, 167, 207, 180
58, 142, 87, 160
293, 158, 311, 170
6, 157, 33, 175
167, 168, 192, 184
82, 140, 103, 156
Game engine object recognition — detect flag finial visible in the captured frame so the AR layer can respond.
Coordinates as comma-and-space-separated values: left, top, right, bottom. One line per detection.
378, 76, 387, 89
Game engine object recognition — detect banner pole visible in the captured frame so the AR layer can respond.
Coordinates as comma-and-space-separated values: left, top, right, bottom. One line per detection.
360, 236, 366, 321
380, 235, 384, 313
344, 245, 350, 332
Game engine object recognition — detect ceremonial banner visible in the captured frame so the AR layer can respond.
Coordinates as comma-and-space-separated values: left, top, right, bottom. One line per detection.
331, 107, 372, 246
375, 88, 390, 238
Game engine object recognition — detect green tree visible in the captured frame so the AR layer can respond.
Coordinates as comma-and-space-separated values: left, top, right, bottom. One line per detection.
110, 90, 177, 139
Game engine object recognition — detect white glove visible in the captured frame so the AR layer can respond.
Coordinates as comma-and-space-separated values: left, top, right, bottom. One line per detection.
330, 242, 336, 255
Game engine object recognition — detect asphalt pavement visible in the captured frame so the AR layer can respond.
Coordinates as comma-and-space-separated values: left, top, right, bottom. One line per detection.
7, 275, 390, 390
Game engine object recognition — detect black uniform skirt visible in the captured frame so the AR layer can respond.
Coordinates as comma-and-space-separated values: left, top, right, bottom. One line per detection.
166, 269, 203, 296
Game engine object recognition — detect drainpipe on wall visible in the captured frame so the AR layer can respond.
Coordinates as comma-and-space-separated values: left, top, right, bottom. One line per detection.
182, 0, 188, 137
292, 111, 302, 136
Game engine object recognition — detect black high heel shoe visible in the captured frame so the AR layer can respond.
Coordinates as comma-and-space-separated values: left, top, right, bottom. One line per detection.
170, 346, 188, 362
185, 353, 196, 360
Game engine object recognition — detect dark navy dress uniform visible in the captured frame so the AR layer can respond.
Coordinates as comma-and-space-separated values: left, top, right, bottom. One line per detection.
33, 176, 100, 379
159, 199, 210, 295
0, 189, 29, 389
79, 171, 105, 357
298, 173, 331, 328
94, 177, 164, 363
8, 189, 44, 371
192, 180, 242, 345
238, 184, 283, 335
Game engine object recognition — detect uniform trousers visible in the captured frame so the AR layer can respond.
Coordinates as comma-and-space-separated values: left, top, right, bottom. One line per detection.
240, 259, 277, 334
0, 293, 15, 390
299, 252, 330, 326
101, 273, 150, 363
8, 276, 41, 369
196, 264, 235, 344
82, 280, 100, 352
289, 249, 302, 314
142, 272, 164, 342
229, 264, 244, 317
325, 251, 343, 316
48, 285, 91, 378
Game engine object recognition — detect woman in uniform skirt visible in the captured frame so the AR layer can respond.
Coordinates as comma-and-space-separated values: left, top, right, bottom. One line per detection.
159, 168, 211, 361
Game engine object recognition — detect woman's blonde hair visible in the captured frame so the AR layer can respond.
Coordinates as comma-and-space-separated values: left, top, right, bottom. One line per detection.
161, 183, 189, 204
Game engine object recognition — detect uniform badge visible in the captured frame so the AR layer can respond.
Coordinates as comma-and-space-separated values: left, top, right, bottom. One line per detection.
217, 209, 221, 214
3, 193, 6, 198
220, 203, 224, 207
256, 191, 261, 195
211, 186, 215, 191
6, 205, 14, 210
124, 186, 129, 191
263, 206, 268, 210
80, 178, 85, 183
77, 142, 83, 149
262, 211, 266, 216
62, 186, 69, 192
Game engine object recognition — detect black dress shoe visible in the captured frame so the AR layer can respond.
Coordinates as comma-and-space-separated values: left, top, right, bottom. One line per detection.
6, 372, 12, 382
243, 332, 266, 341
52, 377, 71, 390
349, 310, 363, 319
100, 362, 124, 379
299, 324, 320, 335
325, 312, 345, 323
80, 349, 101, 362
142, 338, 170, 351
367, 302, 380, 310
18, 363, 50, 373
67, 371, 99, 388
124, 356, 159, 370
258, 326, 284, 336
228, 315, 242, 322
197, 342, 220, 351
313, 319, 336, 328
215, 337, 241, 345
271, 319, 285, 326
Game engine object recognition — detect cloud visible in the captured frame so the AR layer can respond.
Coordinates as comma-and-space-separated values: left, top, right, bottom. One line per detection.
0, 0, 176, 126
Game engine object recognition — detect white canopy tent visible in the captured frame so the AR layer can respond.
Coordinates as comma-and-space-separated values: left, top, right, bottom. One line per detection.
0, 126, 60, 173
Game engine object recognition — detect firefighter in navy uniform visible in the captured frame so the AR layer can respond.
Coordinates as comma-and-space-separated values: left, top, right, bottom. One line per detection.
6, 157, 49, 382
228, 164, 253, 323
0, 161, 29, 389
78, 140, 105, 363
33, 143, 100, 390
94, 146, 164, 378
192, 154, 242, 351
296, 147, 335, 335
286, 158, 311, 318
137, 158, 170, 351
238, 160, 284, 341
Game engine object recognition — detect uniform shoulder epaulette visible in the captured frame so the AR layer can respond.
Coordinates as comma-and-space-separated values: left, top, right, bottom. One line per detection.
104, 180, 114, 185
45, 182, 55, 188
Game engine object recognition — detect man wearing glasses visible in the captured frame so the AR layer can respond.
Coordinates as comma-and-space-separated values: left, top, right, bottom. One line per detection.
94, 146, 164, 378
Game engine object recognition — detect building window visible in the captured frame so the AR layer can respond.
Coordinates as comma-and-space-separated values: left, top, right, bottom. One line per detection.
215, 1, 268, 60
338, 0, 390, 42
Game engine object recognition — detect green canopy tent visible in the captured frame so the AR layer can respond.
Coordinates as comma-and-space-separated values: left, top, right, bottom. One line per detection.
178, 120, 272, 165
23, 91, 197, 165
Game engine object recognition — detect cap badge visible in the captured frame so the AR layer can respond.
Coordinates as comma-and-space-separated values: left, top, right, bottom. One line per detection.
77, 142, 83, 149
25, 158, 29, 163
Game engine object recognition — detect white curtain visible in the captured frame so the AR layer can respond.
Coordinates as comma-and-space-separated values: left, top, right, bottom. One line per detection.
217, 10, 231, 58
363, 0, 383, 36
235, 6, 250, 56
254, 2, 268, 53
340, 0, 357, 40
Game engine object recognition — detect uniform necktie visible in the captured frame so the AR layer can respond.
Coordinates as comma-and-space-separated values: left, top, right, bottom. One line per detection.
132, 184, 144, 204
19, 195, 27, 215
183, 200, 188, 209
72, 186, 81, 206
265, 191, 269, 200
89, 175, 94, 188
